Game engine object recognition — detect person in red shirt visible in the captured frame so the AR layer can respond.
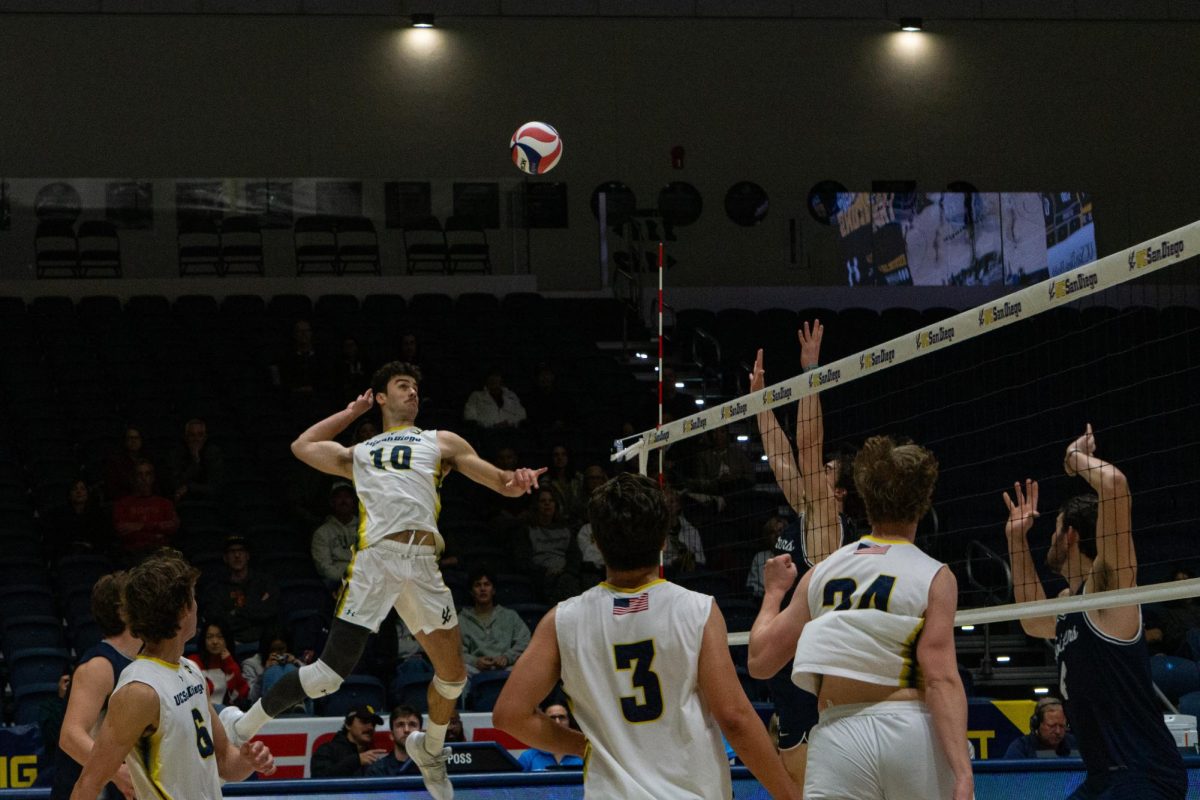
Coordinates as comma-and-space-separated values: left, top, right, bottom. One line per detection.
112, 459, 179, 560
188, 619, 251, 709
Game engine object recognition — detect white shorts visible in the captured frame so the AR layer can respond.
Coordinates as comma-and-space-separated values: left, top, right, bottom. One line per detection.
334, 539, 458, 635
803, 700, 957, 800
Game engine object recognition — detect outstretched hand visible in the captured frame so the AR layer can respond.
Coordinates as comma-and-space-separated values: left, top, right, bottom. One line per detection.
348, 389, 375, 418
506, 467, 548, 494
1063, 423, 1096, 476
1002, 479, 1039, 540
241, 740, 276, 775
749, 348, 766, 392
799, 319, 824, 368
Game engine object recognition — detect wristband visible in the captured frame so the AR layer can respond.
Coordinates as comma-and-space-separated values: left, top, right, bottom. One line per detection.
802, 363, 819, 373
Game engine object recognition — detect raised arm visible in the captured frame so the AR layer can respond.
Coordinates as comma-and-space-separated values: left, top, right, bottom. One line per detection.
1002, 479, 1056, 638
795, 320, 840, 564
747, 557, 812, 678
698, 604, 801, 800
915, 567, 973, 800
70, 682, 159, 800
1063, 424, 1135, 592
438, 430, 546, 497
750, 349, 803, 509
290, 390, 372, 479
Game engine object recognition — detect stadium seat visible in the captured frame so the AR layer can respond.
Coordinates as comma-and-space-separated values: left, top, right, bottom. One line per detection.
466, 670, 510, 712
13, 682, 61, 725
2, 616, 66, 652
0, 585, 57, 621
7, 647, 72, 689
402, 217, 449, 274
220, 216, 265, 276
294, 216, 339, 275
493, 573, 537, 605
69, 619, 102, 654
335, 216, 382, 275
279, 580, 334, 618
1150, 654, 1200, 702
54, 553, 113, 595
393, 670, 433, 714
77, 220, 122, 278
316, 674, 388, 718
1179, 690, 1200, 721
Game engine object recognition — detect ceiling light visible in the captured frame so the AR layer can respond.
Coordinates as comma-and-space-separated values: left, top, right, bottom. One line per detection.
411, 13, 435, 28
899, 17, 923, 32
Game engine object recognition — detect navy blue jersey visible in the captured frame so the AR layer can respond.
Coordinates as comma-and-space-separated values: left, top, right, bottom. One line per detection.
50, 641, 134, 800
1055, 599, 1185, 795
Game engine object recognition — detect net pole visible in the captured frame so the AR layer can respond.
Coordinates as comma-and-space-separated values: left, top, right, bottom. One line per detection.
657, 239, 665, 579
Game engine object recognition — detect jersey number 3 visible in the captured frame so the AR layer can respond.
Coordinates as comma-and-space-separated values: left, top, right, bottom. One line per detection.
370, 444, 412, 471
614, 640, 663, 723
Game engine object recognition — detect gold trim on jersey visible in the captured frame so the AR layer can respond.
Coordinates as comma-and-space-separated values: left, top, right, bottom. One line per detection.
335, 548, 359, 618
898, 618, 926, 688
599, 578, 666, 594
861, 534, 916, 546
141, 728, 173, 800
356, 498, 369, 552
383, 424, 419, 433
136, 655, 182, 670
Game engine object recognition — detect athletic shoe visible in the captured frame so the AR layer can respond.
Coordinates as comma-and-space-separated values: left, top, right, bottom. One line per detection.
405, 731, 453, 799
218, 706, 249, 748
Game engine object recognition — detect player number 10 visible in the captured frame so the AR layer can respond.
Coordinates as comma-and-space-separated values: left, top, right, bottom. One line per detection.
370, 445, 413, 471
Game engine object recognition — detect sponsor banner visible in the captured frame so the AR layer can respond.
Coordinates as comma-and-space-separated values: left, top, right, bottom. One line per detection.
628, 219, 1200, 456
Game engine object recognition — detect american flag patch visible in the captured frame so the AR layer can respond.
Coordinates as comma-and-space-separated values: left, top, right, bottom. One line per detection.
613, 593, 650, 616
855, 543, 891, 555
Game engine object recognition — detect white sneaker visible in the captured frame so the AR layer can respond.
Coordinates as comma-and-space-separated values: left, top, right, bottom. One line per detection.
405, 731, 453, 800
218, 706, 249, 748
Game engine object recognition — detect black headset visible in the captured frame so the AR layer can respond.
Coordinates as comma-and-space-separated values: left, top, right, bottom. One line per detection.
1030, 698, 1064, 734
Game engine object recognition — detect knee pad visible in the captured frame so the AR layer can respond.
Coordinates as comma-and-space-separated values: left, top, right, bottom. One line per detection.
432, 674, 467, 701
299, 660, 344, 698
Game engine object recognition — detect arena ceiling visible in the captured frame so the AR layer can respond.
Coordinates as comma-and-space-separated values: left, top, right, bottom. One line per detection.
0, 0, 1196, 20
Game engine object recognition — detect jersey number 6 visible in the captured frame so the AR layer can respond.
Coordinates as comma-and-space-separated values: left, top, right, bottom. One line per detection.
613, 640, 664, 723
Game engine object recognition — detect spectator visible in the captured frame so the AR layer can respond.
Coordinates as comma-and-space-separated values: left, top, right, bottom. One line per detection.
545, 444, 585, 526
1145, 568, 1200, 656
575, 465, 611, 587
353, 418, 380, 443
187, 619, 251, 709
663, 486, 706, 575
273, 319, 324, 396
517, 704, 584, 771
447, 709, 466, 743
44, 478, 115, 563
103, 425, 149, 502
1003, 698, 1079, 758
685, 427, 755, 497
311, 705, 388, 778
311, 481, 359, 591
112, 459, 179, 560
518, 489, 581, 603
241, 625, 306, 709
746, 515, 789, 601
364, 706, 423, 777
460, 568, 532, 677
524, 363, 577, 434
333, 335, 369, 404
169, 418, 225, 502
201, 535, 279, 645
485, 446, 532, 523
463, 368, 526, 429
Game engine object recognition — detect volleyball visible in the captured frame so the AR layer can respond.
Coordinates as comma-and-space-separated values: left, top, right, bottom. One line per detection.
510, 121, 563, 175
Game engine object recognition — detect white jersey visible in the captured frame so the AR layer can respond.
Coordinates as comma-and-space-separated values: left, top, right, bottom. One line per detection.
113, 656, 222, 800
556, 580, 731, 800
351, 426, 443, 549
793, 535, 944, 694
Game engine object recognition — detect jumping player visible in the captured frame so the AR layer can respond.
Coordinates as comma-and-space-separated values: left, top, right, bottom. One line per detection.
223, 362, 544, 800
494, 473, 799, 800
1003, 425, 1186, 799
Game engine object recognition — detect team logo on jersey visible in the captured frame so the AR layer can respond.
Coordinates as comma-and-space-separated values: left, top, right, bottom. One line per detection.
613, 592, 650, 616
173, 683, 206, 706
915, 326, 955, 349
1128, 239, 1184, 271
858, 347, 895, 372
720, 401, 747, 420
682, 416, 707, 434
978, 301, 1022, 328
1054, 625, 1078, 659
1048, 271, 1098, 300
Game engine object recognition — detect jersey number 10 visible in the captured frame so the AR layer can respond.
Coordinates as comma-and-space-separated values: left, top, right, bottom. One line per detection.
370, 445, 413, 471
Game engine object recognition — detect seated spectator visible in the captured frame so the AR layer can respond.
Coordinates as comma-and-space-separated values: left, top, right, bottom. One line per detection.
517, 704, 584, 771
333, 335, 369, 404
311, 705, 388, 778
1003, 698, 1078, 758
460, 568, 532, 677
187, 619, 250, 709
168, 418, 224, 502
663, 486, 706, 575
683, 427, 754, 499
240, 625, 307, 711
524, 363, 578, 435
44, 479, 115, 563
518, 489, 581, 603
311, 481, 359, 591
103, 425, 150, 502
1145, 568, 1200, 656
574, 464, 611, 588
463, 368, 526, 429
546, 444, 585, 526
447, 709, 466, 743
746, 515, 788, 600
112, 460, 179, 560
201, 535, 278, 645
273, 318, 325, 396
364, 705, 423, 777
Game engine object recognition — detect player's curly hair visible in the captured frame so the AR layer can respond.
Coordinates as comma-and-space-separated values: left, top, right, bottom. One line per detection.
91, 571, 128, 638
853, 435, 938, 525
123, 549, 200, 644
371, 361, 422, 397
588, 473, 670, 571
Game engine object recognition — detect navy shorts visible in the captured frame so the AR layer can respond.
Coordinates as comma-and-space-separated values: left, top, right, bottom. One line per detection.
768, 662, 819, 750
1066, 771, 1187, 800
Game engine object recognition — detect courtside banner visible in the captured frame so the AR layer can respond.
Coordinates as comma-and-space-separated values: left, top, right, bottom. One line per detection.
620, 219, 1200, 461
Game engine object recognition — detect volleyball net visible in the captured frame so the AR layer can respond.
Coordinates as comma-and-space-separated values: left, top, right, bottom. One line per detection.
616, 220, 1200, 642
